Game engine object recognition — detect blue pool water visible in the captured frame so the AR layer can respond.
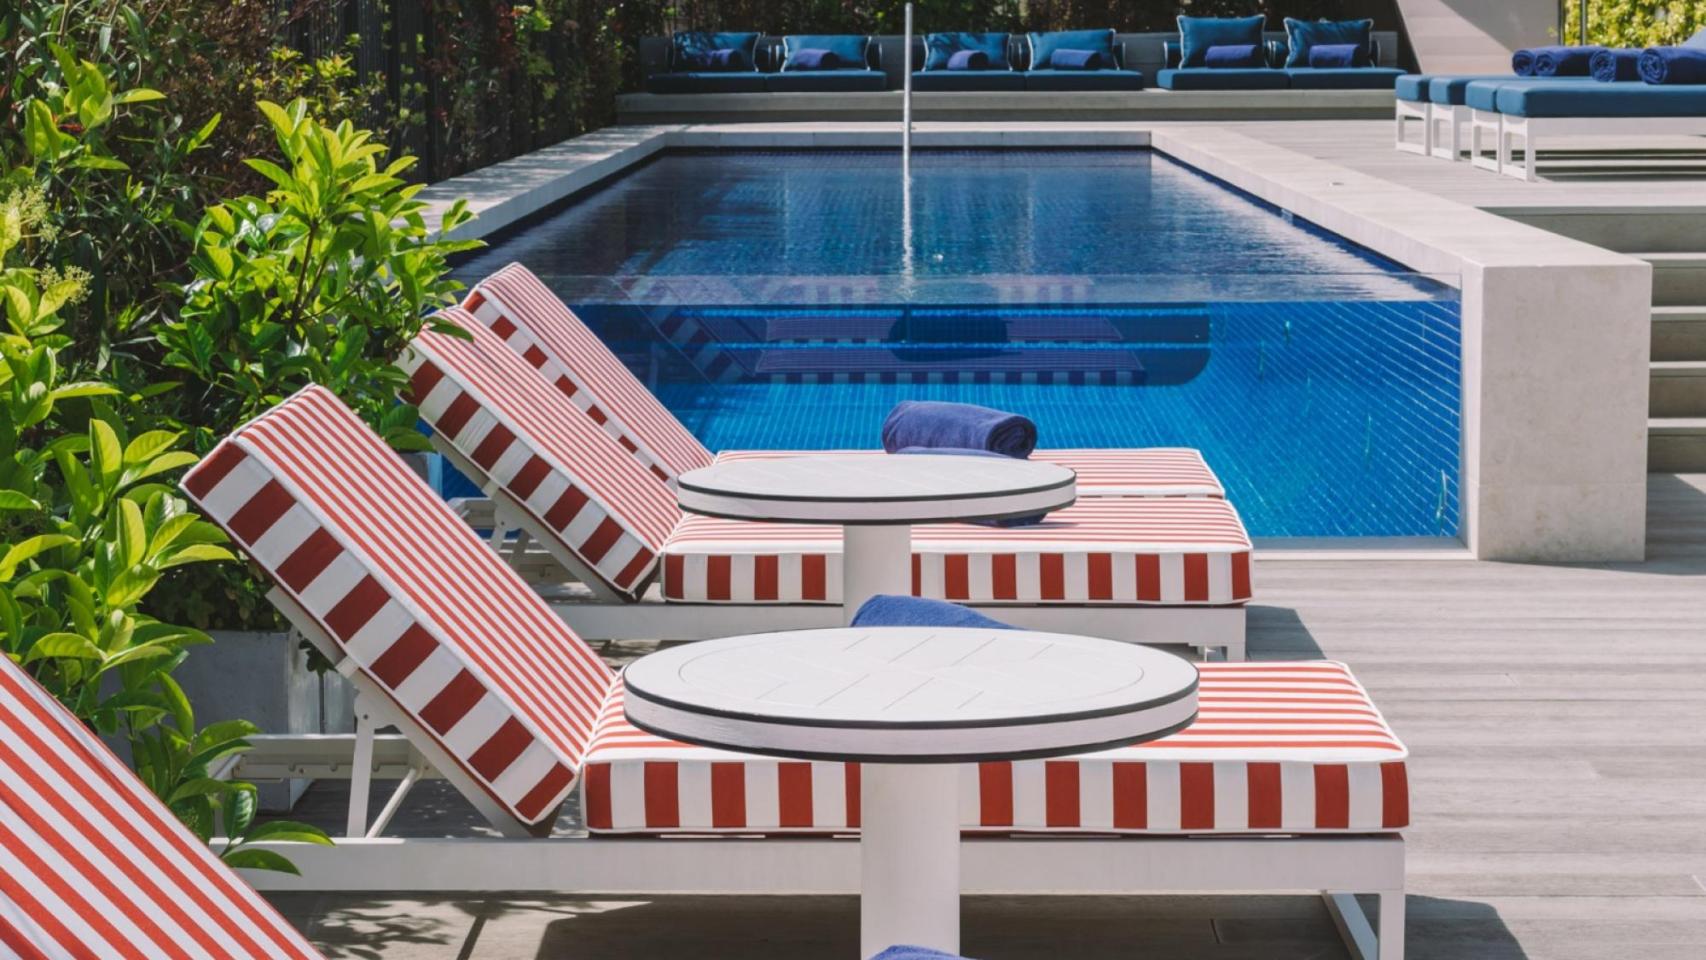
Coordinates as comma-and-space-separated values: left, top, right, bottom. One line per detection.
454, 150, 1462, 538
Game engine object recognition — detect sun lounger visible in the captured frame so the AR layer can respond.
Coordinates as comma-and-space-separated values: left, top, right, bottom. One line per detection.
0, 654, 324, 958
1471, 77, 1706, 180
180, 384, 1407, 960
400, 307, 1252, 658
462, 263, 1227, 499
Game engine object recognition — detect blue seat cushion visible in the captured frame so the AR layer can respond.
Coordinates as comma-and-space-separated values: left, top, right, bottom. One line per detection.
645, 72, 769, 94
1023, 68, 1145, 91
1177, 15, 1267, 68
1464, 77, 1594, 112
764, 69, 886, 93
910, 70, 1027, 92
1284, 67, 1404, 90
1395, 74, 1431, 101
1496, 82, 1706, 118
1283, 18, 1374, 67
781, 35, 868, 71
1027, 29, 1116, 69
1155, 67, 1288, 91
925, 32, 1012, 71
671, 31, 762, 72
1425, 74, 1519, 105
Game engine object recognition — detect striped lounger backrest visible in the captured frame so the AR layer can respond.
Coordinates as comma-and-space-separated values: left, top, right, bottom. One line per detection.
465, 262, 714, 483
0, 656, 324, 959
400, 307, 681, 601
181, 385, 615, 837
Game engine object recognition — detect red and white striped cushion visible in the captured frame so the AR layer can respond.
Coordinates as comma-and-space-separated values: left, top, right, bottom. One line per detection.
181, 385, 614, 835
402, 308, 681, 600
582, 661, 1407, 835
0, 656, 324, 959
660, 498, 1253, 605
712, 448, 1224, 498
465, 263, 714, 482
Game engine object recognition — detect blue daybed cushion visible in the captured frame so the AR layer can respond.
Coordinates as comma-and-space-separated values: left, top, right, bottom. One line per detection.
783, 35, 867, 71
1395, 74, 1430, 101
1308, 43, 1364, 69
926, 32, 1011, 71
1049, 48, 1106, 70
764, 70, 886, 93
1640, 47, 1706, 85
1428, 74, 1528, 105
672, 32, 762, 72
1028, 29, 1115, 70
645, 71, 768, 94
1286, 67, 1403, 90
1023, 68, 1145, 91
1156, 67, 1287, 91
851, 595, 1016, 631
1463, 77, 1594, 112
1204, 43, 1263, 68
1177, 15, 1265, 68
1534, 45, 1602, 76
1590, 48, 1643, 82
1494, 81, 1706, 117
910, 70, 1026, 91
1284, 18, 1373, 68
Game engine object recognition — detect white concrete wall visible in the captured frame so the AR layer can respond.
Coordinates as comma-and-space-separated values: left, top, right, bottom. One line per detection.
1395, 0, 1561, 74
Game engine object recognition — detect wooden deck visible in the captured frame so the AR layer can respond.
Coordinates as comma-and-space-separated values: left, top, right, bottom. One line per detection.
262, 474, 1706, 960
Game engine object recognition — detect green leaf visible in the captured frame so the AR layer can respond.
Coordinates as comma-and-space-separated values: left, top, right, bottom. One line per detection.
72, 155, 130, 172
51, 382, 120, 401
168, 777, 237, 805
158, 544, 234, 568
0, 490, 41, 512
122, 430, 180, 467
242, 820, 334, 846
116, 498, 146, 566
243, 158, 294, 191
112, 87, 165, 105
26, 632, 103, 661
89, 418, 122, 490
221, 847, 300, 875
0, 534, 74, 579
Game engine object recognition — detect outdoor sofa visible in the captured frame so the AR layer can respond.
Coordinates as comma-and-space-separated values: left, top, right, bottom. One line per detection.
1156, 15, 1402, 91
646, 31, 886, 94
174, 381, 1411, 960
911, 29, 1145, 92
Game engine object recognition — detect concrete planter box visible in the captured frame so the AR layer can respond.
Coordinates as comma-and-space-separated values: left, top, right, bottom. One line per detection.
173, 629, 356, 812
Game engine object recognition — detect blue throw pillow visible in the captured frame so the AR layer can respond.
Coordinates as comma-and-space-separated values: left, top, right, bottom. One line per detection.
672, 31, 762, 72
783, 34, 868, 71
946, 49, 989, 70
1307, 43, 1363, 68
1028, 29, 1115, 70
925, 32, 1011, 71
1049, 48, 1106, 70
1284, 18, 1373, 68
1178, 15, 1266, 68
787, 48, 840, 71
1204, 43, 1263, 68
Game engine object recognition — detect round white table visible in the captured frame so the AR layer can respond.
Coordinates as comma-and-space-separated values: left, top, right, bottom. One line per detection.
623, 626, 1200, 958
675, 454, 1077, 623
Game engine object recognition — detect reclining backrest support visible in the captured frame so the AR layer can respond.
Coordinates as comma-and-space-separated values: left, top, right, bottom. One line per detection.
0, 656, 325, 958
465, 263, 714, 482
182, 385, 614, 836
402, 307, 682, 600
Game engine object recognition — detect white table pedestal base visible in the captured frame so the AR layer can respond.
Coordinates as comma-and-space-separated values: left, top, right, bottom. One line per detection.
860, 763, 960, 959
842, 525, 913, 625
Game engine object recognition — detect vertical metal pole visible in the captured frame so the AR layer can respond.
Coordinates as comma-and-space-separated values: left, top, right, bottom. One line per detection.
903, 2, 914, 161
1578, 0, 1588, 45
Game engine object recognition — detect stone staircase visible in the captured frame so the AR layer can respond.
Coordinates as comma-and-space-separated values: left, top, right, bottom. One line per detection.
1645, 255, 1706, 471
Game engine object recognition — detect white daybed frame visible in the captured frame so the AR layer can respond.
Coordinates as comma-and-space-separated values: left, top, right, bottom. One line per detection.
1472, 108, 1706, 181
1394, 96, 1430, 155
218, 598, 1401, 959
437, 438, 1248, 662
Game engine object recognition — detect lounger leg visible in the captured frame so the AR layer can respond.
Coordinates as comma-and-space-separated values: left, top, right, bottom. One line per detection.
1379, 891, 1407, 960
347, 700, 376, 839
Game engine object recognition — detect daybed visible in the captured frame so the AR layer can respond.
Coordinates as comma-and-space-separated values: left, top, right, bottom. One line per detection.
1157, 16, 1401, 91
911, 29, 1145, 92
646, 31, 885, 94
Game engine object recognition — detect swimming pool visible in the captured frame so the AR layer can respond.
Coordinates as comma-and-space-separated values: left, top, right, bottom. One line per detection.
453, 149, 1462, 538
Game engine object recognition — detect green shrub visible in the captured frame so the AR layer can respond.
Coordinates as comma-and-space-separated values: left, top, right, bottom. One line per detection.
1566, 1, 1706, 47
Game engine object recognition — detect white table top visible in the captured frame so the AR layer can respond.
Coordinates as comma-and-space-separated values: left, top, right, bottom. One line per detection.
675, 453, 1077, 525
622, 627, 1199, 763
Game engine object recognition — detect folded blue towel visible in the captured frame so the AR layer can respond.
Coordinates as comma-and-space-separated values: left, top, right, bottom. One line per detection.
1203, 43, 1262, 68
1640, 46, 1706, 84
1534, 45, 1602, 76
869, 947, 976, 960
1048, 48, 1105, 70
881, 401, 1038, 459
946, 49, 989, 70
1307, 43, 1363, 68
851, 595, 1016, 631
789, 48, 841, 70
1590, 48, 1644, 81
1511, 48, 1540, 75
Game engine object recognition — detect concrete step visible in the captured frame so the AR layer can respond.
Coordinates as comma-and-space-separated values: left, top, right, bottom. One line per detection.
1636, 253, 1706, 306
1651, 360, 1706, 417
1652, 306, 1706, 361
1650, 417, 1706, 472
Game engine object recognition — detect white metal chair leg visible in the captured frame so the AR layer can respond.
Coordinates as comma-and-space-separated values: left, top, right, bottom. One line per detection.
1379, 891, 1406, 960
346, 699, 376, 839
1323, 890, 1405, 960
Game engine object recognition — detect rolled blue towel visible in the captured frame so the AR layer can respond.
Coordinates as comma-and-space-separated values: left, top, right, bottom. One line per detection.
946, 49, 989, 70
789, 48, 841, 70
1534, 45, 1602, 76
870, 947, 978, 960
1048, 48, 1105, 70
880, 401, 1037, 459
1511, 48, 1538, 75
1640, 46, 1706, 84
1307, 43, 1363, 68
1203, 43, 1262, 68
1590, 48, 1644, 81
851, 595, 1016, 631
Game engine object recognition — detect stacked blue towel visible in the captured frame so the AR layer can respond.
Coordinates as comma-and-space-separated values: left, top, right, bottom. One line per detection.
1590, 48, 1644, 82
851, 595, 1016, 631
881, 401, 1038, 458
1640, 46, 1706, 84
1534, 45, 1603, 76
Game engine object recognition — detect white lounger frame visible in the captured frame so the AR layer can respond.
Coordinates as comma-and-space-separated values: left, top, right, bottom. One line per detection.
438, 435, 1246, 662
1394, 98, 1430, 155
1472, 109, 1706, 181
219, 607, 1402, 959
